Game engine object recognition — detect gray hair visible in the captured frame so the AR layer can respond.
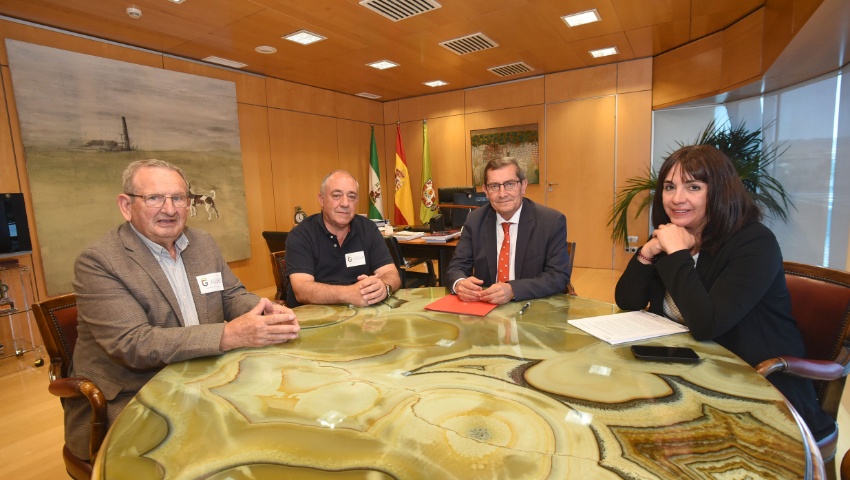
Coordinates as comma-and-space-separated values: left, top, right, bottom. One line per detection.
320, 170, 359, 194
122, 159, 189, 194
484, 157, 526, 183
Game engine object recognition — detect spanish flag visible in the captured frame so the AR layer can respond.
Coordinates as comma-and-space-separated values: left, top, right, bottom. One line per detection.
393, 124, 415, 225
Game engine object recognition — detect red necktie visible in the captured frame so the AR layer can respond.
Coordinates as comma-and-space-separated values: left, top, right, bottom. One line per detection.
497, 222, 512, 283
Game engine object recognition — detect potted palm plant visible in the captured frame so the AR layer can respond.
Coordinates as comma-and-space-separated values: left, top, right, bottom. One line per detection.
609, 120, 794, 246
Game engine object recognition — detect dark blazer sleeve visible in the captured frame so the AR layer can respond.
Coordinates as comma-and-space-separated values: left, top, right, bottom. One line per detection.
509, 204, 569, 301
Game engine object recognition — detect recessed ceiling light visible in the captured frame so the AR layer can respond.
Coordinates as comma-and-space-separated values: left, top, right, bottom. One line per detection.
255, 46, 277, 54
169, 0, 186, 3
356, 92, 382, 99
562, 9, 600, 27
202, 56, 248, 69
423, 80, 448, 87
283, 30, 326, 45
367, 60, 399, 70
589, 46, 618, 58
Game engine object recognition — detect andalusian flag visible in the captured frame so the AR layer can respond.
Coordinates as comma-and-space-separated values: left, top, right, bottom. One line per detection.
393, 124, 415, 225
367, 125, 383, 219
420, 120, 437, 224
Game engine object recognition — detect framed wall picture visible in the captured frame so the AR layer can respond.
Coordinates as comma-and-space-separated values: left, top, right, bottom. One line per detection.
470, 124, 539, 186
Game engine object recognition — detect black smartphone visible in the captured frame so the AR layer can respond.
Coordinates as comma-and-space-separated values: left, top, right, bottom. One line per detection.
630, 345, 700, 364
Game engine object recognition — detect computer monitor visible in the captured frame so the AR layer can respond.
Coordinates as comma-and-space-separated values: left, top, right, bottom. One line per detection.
437, 186, 474, 227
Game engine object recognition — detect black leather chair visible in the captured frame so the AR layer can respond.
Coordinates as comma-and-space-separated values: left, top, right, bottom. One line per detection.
385, 236, 436, 288
565, 241, 577, 295
270, 251, 288, 304
261, 231, 288, 254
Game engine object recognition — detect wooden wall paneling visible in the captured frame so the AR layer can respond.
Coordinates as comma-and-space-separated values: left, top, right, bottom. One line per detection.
0, 67, 19, 192
0, 19, 164, 70
465, 104, 546, 204
545, 64, 617, 104
333, 93, 383, 124
721, 10, 764, 88
653, 33, 723, 108
383, 100, 400, 126
617, 58, 653, 94
162, 56, 267, 107
265, 77, 337, 117
464, 77, 545, 114
425, 115, 468, 192
335, 119, 376, 215
267, 109, 339, 231
613, 90, 653, 271
227, 103, 274, 291
396, 91, 465, 123
545, 96, 616, 269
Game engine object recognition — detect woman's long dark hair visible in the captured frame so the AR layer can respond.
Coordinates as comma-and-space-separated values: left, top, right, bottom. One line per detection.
651, 145, 762, 255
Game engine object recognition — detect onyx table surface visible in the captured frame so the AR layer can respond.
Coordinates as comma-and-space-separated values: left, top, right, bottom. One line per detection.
94, 288, 807, 480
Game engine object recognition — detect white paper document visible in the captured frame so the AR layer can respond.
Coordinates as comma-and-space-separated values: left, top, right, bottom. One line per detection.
568, 310, 689, 345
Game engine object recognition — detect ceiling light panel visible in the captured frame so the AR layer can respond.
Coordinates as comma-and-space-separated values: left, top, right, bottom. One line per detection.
487, 62, 534, 77
202, 56, 247, 69
356, 92, 382, 99
283, 30, 326, 45
439, 33, 498, 55
589, 46, 618, 58
367, 60, 399, 70
360, 0, 442, 22
562, 9, 600, 27
423, 80, 448, 87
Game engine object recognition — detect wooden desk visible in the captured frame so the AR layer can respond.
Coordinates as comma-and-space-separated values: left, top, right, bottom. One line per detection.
94, 289, 814, 479
395, 238, 458, 286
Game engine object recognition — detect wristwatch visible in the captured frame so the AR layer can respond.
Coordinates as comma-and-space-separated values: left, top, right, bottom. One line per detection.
385, 284, 393, 299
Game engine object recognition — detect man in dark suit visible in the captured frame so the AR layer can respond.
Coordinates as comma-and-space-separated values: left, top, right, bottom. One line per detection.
445, 158, 570, 304
67, 159, 300, 461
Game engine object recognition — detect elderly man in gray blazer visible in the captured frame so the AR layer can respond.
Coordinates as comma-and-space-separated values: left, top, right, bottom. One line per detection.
445, 157, 570, 304
65, 159, 300, 462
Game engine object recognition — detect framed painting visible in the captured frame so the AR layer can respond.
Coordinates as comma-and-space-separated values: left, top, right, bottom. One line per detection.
470, 124, 539, 186
6, 40, 249, 295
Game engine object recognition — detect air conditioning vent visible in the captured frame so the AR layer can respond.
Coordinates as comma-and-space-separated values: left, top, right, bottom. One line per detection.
439, 33, 498, 55
488, 62, 534, 77
360, 0, 441, 22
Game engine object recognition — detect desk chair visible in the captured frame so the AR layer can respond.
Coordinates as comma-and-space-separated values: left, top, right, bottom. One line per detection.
565, 241, 577, 295
32, 293, 106, 480
756, 261, 850, 476
261, 231, 289, 254
385, 236, 436, 288
270, 251, 288, 304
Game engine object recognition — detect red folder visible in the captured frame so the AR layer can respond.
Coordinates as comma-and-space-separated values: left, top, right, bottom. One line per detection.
424, 294, 498, 316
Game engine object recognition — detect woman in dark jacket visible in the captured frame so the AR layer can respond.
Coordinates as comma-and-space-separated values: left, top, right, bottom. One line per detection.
615, 144, 835, 440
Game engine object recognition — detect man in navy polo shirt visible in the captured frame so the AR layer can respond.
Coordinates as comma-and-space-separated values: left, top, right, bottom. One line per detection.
285, 170, 401, 307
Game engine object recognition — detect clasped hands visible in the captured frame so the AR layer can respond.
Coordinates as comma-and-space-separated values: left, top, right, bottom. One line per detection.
639, 223, 697, 263
352, 274, 389, 307
220, 297, 300, 351
455, 277, 514, 305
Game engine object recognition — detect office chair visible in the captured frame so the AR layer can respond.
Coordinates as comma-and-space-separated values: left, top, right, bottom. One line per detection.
270, 251, 288, 305
565, 241, 577, 295
261, 231, 289, 254
755, 261, 850, 478
384, 236, 436, 288
32, 293, 107, 480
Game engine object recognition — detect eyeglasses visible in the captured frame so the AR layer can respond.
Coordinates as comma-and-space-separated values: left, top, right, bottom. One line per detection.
127, 193, 190, 208
484, 180, 521, 192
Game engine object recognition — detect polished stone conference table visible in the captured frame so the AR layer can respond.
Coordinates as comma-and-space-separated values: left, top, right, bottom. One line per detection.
93, 288, 813, 479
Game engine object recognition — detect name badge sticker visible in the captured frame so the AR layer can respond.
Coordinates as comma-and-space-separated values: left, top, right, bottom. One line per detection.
197, 272, 224, 294
346, 251, 366, 268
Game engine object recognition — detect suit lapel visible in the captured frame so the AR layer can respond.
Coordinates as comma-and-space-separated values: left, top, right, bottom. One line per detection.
180, 230, 211, 324
118, 223, 187, 326
514, 199, 534, 277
